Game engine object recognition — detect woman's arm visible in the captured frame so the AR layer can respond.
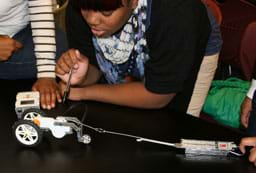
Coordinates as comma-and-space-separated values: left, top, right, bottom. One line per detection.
67, 82, 175, 109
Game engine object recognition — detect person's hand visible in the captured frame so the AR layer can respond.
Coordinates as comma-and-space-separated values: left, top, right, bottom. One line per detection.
241, 97, 252, 128
56, 49, 89, 86
0, 35, 22, 61
239, 137, 256, 166
32, 78, 61, 110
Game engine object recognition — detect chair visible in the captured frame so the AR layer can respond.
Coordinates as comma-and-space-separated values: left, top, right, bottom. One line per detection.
217, 0, 256, 80
200, 0, 256, 126
53, 0, 69, 31
202, 0, 223, 26
239, 22, 256, 80
53, 0, 69, 14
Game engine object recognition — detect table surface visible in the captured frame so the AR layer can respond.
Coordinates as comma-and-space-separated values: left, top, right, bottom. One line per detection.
0, 79, 254, 173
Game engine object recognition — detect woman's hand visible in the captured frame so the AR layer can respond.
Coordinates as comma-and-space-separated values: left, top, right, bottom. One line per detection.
0, 35, 22, 61
239, 137, 256, 166
56, 49, 89, 86
240, 97, 252, 128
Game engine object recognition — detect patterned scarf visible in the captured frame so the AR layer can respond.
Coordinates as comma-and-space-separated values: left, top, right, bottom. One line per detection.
92, 0, 149, 84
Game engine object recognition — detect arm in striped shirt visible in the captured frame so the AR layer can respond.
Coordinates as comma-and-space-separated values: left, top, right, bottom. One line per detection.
28, 0, 56, 78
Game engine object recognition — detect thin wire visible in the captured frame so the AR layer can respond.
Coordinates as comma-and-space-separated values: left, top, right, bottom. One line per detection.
65, 117, 176, 147
65, 117, 142, 139
62, 105, 236, 150
62, 103, 176, 147
62, 103, 88, 122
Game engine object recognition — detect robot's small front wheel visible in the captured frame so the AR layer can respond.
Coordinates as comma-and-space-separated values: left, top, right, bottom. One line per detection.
12, 120, 43, 147
81, 134, 91, 144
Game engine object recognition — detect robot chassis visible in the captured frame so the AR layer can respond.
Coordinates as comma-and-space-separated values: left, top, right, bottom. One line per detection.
13, 91, 92, 147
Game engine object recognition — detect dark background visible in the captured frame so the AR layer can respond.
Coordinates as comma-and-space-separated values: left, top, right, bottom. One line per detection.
0, 79, 254, 173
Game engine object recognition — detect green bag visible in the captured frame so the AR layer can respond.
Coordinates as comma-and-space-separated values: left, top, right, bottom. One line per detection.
202, 77, 250, 128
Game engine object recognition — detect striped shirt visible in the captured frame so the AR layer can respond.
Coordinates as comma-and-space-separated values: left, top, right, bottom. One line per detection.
0, 0, 56, 78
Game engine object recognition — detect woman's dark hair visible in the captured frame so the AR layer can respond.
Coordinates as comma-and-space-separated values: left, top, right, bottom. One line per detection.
71, 0, 126, 11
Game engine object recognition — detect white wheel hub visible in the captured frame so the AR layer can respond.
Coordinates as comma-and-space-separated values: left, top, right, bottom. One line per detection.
15, 124, 39, 145
24, 112, 41, 120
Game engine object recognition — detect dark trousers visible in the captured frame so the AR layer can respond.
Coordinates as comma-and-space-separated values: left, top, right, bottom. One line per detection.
0, 24, 67, 79
247, 91, 256, 136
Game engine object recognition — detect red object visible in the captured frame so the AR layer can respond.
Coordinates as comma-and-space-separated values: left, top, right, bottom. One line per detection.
240, 22, 256, 80
202, 0, 223, 25
218, 0, 256, 80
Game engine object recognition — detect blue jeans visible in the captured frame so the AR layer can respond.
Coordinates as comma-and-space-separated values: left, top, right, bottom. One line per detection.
0, 25, 67, 79
247, 91, 256, 136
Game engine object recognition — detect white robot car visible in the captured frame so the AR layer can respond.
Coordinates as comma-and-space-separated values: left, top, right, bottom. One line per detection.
13, 91, 91, 147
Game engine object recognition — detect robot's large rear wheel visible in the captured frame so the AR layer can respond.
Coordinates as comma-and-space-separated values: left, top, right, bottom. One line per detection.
12, 120, 43, 147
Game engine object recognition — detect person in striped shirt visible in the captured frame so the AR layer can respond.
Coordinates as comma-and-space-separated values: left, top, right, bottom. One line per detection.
0, 0, 67, 109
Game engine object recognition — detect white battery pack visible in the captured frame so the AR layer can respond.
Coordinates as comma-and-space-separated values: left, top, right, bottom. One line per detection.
178, 139, 237, 156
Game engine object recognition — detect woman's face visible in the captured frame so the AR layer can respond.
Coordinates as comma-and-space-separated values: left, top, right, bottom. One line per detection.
81, 0, 138, 37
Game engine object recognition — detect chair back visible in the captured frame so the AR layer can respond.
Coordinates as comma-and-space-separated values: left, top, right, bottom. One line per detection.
202, 0, 223, 26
